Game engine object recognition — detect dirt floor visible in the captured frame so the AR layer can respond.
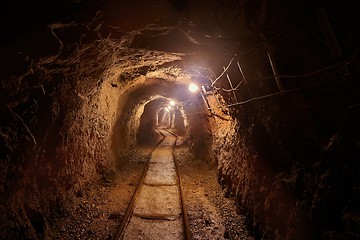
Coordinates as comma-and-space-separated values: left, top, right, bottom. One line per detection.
175, 145, 254, 240
50, 144, 254, 240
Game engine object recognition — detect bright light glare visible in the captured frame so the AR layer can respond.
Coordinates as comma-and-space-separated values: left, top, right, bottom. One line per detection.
189, 83, 199, 93
165, 108, 170, 112
169, 100, 175, 106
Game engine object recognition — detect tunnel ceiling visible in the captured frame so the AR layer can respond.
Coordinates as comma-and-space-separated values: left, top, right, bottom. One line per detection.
1, 0, 248, 79
2, 0, 358, 94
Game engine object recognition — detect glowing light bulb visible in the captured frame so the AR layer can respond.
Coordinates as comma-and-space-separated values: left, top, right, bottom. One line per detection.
169, 100, 175, 106
189, 83, 199, 93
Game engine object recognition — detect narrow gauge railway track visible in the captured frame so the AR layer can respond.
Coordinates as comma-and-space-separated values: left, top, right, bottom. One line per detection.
113, 128, 191, 240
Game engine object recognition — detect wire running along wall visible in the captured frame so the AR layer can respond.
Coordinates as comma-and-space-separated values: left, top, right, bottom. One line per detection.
208, 29, 352, 109
206, 0, 359, 109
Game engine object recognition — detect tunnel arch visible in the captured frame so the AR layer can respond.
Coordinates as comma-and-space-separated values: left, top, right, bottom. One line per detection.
136, 96, 188, 145
137, 97, 165, 145
136, 97, 172, 144
156, 106, 171, 127
111, 77, 212, 167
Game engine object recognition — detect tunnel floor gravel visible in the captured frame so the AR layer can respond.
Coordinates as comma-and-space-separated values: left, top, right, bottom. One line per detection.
50, 145, 254, 240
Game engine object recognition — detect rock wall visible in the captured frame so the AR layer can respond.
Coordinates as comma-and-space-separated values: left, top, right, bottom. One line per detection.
0, 31, 120, 239
210, 1, 360, 239
136, 98, 163, 145
0, 18, 185, 239
212, 81, 359, 239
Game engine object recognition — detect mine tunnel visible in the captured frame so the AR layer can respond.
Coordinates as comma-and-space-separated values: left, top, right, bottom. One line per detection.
1, 0, 360, 239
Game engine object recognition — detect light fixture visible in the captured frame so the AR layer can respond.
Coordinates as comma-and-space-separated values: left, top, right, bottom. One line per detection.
188, 83, 199, 93
169, 100, 175, 106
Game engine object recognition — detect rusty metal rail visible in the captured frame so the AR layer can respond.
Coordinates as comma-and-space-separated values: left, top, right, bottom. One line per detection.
112, 139, 162, 240
112, 162, 148, 239
163, 128, 192, 240
113, 128, 192, 240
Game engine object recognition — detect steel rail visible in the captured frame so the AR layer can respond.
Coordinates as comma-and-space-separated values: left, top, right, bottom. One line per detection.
162, 128, 192, 240
113, 129, 191, 240
113, 132, 165, 240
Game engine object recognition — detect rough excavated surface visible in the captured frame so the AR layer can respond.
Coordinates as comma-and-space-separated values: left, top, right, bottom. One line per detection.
0, 12, 193, 240
208, 1, 360, 239
0, 1, 216, 238
1, 0, 359, 239
214, 93, 360, 240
